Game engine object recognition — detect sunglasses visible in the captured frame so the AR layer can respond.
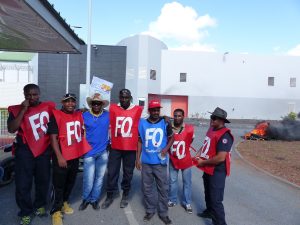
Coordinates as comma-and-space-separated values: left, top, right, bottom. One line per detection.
210, 115, 220, 121
91, 101, 102, 106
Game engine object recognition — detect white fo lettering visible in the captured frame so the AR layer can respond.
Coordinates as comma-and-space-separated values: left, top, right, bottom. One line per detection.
145, 128, 163, 148
29, 111, 49, 141
200, 136, 211, 159
66, 121, 82, 146
115, 117, 133, 137
171, 141, 186, 159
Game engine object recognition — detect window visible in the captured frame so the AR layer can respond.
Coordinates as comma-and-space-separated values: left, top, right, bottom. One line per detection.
180, 73, 187, 82
150, 69, 156, 80
138, 98, 145, 107
268, 77, 274, 86
290, 77, 296, 87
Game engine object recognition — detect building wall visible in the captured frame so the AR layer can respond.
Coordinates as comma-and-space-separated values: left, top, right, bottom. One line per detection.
38, 45, 127, 107
118, 35, 167, 112
161, 50, 300, 119
0, 61, 36, 107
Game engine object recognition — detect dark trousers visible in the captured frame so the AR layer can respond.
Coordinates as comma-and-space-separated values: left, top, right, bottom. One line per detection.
50, 156, 79, 214
142, 163, 168, 217
203, 171, 227, 225
15, 143, 51, 217
106, 149, 136, 196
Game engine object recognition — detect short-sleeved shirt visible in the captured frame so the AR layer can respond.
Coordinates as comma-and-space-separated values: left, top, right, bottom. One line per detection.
83, 110, 110, 157
48, 116, 59, 135
215, 131, 233, 171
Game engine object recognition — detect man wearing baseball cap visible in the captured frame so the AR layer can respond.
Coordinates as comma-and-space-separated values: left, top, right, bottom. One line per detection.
136, 99, 174, 225
48, 93, 91, 225
194, 107, 234, 225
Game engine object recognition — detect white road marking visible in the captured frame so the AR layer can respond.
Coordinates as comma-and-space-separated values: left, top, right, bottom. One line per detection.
124, 203, 139, 225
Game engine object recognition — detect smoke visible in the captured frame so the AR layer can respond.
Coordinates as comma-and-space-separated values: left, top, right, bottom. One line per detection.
267, 120, 300, 141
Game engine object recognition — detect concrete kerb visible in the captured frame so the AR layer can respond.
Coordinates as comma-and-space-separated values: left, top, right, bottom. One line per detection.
234, 141, 300, 190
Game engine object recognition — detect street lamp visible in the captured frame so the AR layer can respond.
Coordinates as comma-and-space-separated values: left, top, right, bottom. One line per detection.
66, 26, 82, 93
85, 0, 92, 96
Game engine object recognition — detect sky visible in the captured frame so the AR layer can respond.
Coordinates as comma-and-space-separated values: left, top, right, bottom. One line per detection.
48, 0, 300, 55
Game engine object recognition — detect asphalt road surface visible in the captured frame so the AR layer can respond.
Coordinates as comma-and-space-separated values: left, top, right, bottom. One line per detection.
0, 121, 299, 225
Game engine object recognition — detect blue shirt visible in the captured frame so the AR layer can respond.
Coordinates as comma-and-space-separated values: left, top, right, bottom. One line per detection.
139, 118, 170, 165
83, 110, 110, 157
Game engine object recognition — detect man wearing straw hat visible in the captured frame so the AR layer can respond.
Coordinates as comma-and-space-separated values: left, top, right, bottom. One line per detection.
78, 93, 110, 211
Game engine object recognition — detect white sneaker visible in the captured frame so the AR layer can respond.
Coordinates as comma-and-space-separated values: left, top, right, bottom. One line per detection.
184, 204, 193, 214
167, 201, 176, 207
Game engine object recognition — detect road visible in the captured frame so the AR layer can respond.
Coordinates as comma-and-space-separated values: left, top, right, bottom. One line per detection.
0, 121, 299, 225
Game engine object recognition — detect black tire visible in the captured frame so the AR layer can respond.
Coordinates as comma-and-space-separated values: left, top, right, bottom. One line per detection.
0, 156, 15, 187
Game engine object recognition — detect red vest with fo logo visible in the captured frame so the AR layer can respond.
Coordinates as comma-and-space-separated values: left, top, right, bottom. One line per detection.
110, 104, 142, 151
198, 127, 233, 176
8, 101, 55, 157
53, 110, 91, 160
169, 124, 194, 170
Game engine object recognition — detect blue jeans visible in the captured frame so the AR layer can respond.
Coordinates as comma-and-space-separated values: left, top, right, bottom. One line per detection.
82, 150, 108, 203
168, 162, 192, 206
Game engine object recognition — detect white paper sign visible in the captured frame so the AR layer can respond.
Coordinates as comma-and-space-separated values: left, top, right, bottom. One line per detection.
89, 76, 113, 100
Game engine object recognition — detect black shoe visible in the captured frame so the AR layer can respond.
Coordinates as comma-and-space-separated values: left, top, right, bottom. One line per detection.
120, 194, 129, 208
143, 213, 155, 222
197, 209, 212, 219
158, 216, 172, 225
91, 201, 100, 210
78, 200, 89, 211
101, 197, 113, 209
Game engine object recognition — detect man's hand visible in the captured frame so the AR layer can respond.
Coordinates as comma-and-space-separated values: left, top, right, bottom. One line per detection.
193, 156, 204, 167
58, 156, 67, 168
21, 100, 29, 111
135, 160, 142, 171
161, 148, 168, 157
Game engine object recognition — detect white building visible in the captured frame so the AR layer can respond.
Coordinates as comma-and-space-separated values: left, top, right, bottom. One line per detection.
118, 34, 300, 120
0, 52, 38, 107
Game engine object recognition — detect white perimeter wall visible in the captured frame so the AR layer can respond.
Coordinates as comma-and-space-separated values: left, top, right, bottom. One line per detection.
160, 50, 300, 119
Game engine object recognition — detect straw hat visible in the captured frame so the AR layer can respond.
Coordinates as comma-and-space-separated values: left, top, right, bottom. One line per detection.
86, 93, 109, 108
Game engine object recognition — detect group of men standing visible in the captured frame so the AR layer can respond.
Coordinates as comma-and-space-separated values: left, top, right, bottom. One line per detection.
7, 83, 233, 225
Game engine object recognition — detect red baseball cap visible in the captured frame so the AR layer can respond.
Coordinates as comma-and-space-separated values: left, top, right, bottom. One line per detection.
148, 99, 162, 109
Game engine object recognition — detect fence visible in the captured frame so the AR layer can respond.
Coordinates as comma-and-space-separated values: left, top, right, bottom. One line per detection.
0, 108, 15, 147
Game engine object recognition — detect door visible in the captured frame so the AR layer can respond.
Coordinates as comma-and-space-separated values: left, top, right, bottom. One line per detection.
160, 99, 171, 117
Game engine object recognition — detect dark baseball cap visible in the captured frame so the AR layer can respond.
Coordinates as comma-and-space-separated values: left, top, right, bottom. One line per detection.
62, 93, 76, 101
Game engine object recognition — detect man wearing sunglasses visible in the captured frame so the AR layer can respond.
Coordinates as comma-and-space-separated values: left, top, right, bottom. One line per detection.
102, 89, 142, 209
79, 93, 110, 211
194, 107, 234, 225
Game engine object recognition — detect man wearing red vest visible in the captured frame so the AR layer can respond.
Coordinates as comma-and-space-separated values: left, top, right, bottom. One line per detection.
101, 89, 142, 209
168, 108, 194, 214
194, 107, 234, 225
48, 93, 91, 225
7, 84, 55, 225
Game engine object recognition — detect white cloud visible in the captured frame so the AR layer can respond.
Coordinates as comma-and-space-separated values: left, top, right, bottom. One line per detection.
143, 2, 216, 48
287, 44, 300, 56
